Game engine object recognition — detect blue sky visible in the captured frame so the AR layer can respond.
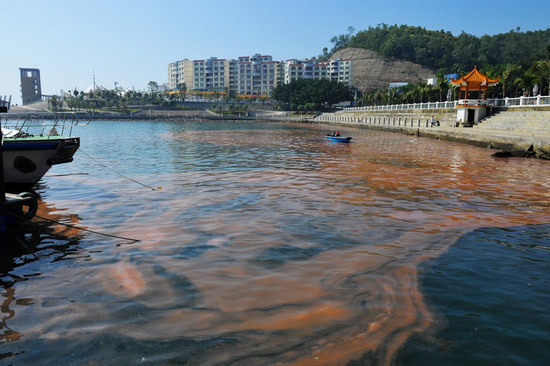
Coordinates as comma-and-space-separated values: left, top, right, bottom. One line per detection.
1, 0, 549, 105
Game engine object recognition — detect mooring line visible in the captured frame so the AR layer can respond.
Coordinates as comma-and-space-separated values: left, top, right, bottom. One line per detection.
48, 173, 90, 177
7, 229, 39, 259
32, 213, 141, 244
0, 205, 140, 245
78, 149, 159, 191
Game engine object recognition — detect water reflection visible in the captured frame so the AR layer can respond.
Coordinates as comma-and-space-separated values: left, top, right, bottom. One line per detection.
0, 191, 90, 351
0, 121, 549, 365
1, 288, 22, 344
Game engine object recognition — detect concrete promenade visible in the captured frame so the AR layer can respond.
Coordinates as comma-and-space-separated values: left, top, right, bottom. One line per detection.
313, 108, 550, 158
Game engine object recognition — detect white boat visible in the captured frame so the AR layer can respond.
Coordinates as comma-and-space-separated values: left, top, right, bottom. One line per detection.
1, 112, 88, 186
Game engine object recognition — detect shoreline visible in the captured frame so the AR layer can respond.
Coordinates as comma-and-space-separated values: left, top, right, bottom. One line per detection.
4, 109, 550, 159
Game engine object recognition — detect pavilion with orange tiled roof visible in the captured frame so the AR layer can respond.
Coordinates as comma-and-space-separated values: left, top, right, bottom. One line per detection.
450, 66, 500, 101
450, 67, 500, 125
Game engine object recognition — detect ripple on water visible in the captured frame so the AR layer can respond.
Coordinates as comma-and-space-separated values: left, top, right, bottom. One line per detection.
397, 223, 550, 366
1, 121, 549, 365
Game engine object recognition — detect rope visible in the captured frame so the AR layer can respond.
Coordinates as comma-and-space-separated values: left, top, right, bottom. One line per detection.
0, 205, 140, 245
7, 229, 39, 259
32, 213, 141, 244
78, 149, 159, 191
48, 173, 89, 177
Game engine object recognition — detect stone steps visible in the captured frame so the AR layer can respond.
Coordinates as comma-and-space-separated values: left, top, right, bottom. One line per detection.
476, 110, 550, 131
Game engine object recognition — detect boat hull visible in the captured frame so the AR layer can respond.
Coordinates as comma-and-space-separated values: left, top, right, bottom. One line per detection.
325, 136, 352, 143
2, 137, 80, 185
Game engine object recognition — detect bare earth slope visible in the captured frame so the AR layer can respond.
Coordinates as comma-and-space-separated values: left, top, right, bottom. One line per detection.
332, 48, 435, 90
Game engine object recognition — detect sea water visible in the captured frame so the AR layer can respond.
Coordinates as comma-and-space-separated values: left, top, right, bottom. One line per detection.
1, 120, 549, 365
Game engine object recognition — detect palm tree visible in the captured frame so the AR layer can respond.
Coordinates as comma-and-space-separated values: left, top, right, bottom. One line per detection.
414, 83, 429, 103
436, 72, 448, 102
374, 89, 386, 105
501, 64, 519, 97
406, 88, 417, 103
177, 83, 187, 102
425, 84, 435, 102
514, 69, 538, 97
49, 95, 59, 112
388, 88, 398, 105
532, 60, 550, 95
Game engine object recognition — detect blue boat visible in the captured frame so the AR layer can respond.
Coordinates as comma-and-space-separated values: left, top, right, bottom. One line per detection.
325, 135, 352, 143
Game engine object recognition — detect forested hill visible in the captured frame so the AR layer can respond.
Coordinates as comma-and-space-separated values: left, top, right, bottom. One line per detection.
322, 24, 550, 73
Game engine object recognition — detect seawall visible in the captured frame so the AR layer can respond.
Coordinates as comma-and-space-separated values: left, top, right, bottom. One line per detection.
312, 108, 550, 159
5, 106, 550, 158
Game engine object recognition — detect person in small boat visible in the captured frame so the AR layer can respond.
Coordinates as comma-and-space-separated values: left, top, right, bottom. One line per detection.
328, 131, 341, 137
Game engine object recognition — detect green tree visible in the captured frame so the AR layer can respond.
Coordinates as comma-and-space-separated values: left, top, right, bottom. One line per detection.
271, 79, 353, 110
49, 95, 59, 111
148, 81, 159, 94
435, 71, 448, 102
514, 69, 538, 96
327, 26, 356, 55
175, 83, 186, 102
498, 63, 520, 97
414, 83, 430, 102
532, 59, 550, 95
324, 24, 550, 73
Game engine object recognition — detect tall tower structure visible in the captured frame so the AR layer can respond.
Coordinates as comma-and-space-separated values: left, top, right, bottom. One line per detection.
19, 68, 42, 105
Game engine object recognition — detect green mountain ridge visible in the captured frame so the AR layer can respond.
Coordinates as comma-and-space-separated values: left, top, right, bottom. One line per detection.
324, 24, 550, 73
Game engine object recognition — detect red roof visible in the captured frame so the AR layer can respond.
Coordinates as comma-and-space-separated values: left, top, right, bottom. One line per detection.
450, 66, 499, 88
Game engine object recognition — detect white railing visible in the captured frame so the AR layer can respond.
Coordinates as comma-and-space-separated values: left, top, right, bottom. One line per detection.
344, 101, 457, 112
344, 95, 550, 112
499, 95, 550, 107
0, 111, 90, 138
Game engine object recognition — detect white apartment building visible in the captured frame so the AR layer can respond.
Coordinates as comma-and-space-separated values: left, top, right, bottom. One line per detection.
282, 58, 353, 86
168, 57, 230, 92
330, 59, 353, 84
284, 59, 332, 83
232, 54, 282, 96
168, 54, 352, 97
168, 59, 190, 90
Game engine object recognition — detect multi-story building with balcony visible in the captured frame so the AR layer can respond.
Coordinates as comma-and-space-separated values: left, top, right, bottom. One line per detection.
283, 58, 353, 86
329, 59, 353, 84
284, 58, 333, 83
168, 57, 230, 94
168, 54, 352, 98
168, 59, 190, 90
232, 54, 281, 97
